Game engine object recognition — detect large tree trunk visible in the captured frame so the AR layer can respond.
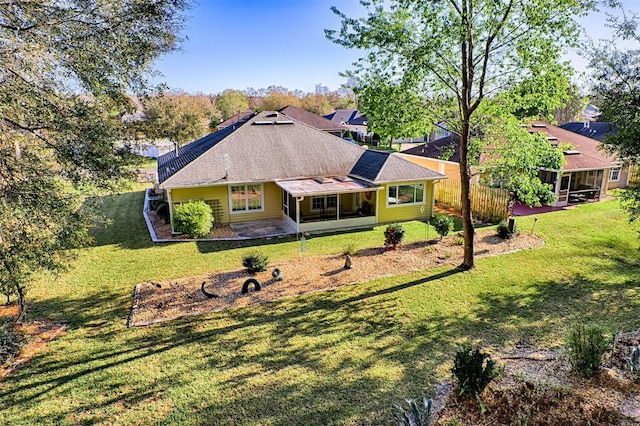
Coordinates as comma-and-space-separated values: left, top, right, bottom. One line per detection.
459, 118, 475, 270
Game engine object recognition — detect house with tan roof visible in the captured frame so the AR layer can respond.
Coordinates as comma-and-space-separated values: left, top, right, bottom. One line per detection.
399, 122, 619, 208
157, 111, 446, 235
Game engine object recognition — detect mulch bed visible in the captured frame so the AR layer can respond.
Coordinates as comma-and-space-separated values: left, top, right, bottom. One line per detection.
128, 231, 544, 326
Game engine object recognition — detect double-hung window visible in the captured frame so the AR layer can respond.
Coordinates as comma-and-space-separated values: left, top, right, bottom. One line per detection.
387, 183, 424, 206
609, 167, 621, 182
311, 195, 337, 212
230, 184, 263, 213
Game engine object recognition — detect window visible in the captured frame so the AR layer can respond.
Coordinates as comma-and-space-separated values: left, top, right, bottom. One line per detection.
610, 167, 621, 182
387, 183, 424, 206
311, 195, 337, 212
230, 184, 263, 213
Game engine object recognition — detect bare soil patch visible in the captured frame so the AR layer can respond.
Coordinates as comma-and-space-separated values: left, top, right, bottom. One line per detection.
129, 231, 543, 326
432, 337, 640, 425
0, 311, 66, 383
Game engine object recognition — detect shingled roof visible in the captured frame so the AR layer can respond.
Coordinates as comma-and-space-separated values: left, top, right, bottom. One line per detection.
529, 122, 618, 171
558, 121, 616, 142
278, 105, 347, 133
158, 111, 444, 188
401, 134, 462, 162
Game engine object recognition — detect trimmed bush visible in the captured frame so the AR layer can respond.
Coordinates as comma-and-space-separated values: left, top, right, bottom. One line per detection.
173, 201, 213, 238
242, 251, 269, 274
452, 345, 498, 395
430, 214, 454, 240
384, 223, 406, 248
566, 323, 609, 377
497, 220, 513, 239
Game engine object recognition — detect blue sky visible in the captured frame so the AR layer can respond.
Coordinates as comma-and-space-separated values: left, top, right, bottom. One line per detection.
154, 0, 639, 95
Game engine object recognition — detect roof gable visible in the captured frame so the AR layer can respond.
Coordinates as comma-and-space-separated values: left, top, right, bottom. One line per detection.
278, 105, 347, 132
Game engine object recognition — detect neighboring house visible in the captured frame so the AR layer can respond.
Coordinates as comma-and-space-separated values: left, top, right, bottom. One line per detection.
277, 105, 348, 137
214, 110, 256, 131
558, 121, 630, 189
399, 122, 620, 207
157, 111, 446, 235
399, 134, 465, 182
325, 109, 371, 141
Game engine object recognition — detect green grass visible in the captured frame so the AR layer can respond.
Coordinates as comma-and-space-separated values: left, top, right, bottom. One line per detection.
1, 192, 639, 425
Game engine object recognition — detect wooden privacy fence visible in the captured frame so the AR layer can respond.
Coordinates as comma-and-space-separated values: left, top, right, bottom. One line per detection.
435, 180, 510, 223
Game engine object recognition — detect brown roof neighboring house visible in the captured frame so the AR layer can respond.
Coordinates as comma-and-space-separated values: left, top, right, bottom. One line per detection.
529, 122, 618, 171
216, 110, 255, 130
278, 105, 348, 134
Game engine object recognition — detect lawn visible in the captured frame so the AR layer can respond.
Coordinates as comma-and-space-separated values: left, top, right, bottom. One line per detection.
1, 190, 639, 425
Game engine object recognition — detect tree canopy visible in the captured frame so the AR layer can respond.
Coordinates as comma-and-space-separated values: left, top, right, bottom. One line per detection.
327, 0, 592, 268
216, 89, 249, 120
589, 3, 640, 223
0, 0, 191, 314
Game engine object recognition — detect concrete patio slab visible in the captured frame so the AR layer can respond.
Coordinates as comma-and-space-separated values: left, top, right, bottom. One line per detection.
229, 219, 296, 239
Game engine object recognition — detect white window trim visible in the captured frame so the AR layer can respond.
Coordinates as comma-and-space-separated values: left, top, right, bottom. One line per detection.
310, 195, 337, 212
229, 183, 265, 214
387, 183, 426, 208
609, 167, 621, 182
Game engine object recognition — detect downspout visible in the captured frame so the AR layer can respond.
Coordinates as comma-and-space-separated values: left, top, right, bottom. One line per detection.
167, 189, 175, 233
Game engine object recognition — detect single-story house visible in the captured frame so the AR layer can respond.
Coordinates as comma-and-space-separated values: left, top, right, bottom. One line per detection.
558, 121, 631, 189
157, 111, 446, 235
399, 122, 620, 207
325, 109, 373, 142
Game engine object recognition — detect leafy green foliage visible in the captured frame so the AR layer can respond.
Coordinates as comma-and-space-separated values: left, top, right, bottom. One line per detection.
156, 202, 171, 224
384, 223, 406, 248
215, 89, 249, 120
497, 221, 513, 240
392, 397, 433, 426
140, 94, 218, 145
452, 346, 498, 395
242, 251, 269, 274
173, 201, 213, 238
566, 323, 609, 377
0, 0, 190, 313
430, 215, 454, 240
589, 5, 640, 224
327, 0, 591, 269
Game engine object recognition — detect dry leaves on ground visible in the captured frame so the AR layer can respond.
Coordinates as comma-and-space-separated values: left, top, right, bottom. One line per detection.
129, 231, 544, 326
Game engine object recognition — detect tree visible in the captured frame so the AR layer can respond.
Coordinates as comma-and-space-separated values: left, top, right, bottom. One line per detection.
301, 93, 333, 115
590, 4, 640, 222
141, 93, 218, 146
353, 75, 434, 146
216, 89, 249, 120
0, 0, 190, 315
257, 88, 301, 111
327, 0, 591, 269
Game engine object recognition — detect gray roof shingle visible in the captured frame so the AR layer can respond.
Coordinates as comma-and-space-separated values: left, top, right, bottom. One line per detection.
159, 111, 445, 188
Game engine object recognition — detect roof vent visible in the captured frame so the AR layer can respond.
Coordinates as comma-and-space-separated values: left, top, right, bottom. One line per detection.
266, 112, 279, 118
532, 123, 546, 128
334, 176, 353, 182
547, 137, 558, 141
313, 177, 332, 184
563, 150, 581, 155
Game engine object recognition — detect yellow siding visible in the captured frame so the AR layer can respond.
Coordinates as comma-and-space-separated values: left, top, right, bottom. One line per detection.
377, 181, 434, 224
170, 182, 282, 224
400, 154, 461, 181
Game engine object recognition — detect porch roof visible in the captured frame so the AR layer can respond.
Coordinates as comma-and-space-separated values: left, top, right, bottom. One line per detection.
276, 177, 380, 197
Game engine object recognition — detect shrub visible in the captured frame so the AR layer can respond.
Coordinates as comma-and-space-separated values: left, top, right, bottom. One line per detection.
393, 397, 432, 426
430, 215, 454, 240
343, 243, 358, 256
497, 220, 513, 239
156, 201, 171, 224
173, 201, 213, 238
242, 251, 269, 274
566, 323, 609, 377
384, 223, 406, 248
0, 326, 21, 364
452, 345, 498, 395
